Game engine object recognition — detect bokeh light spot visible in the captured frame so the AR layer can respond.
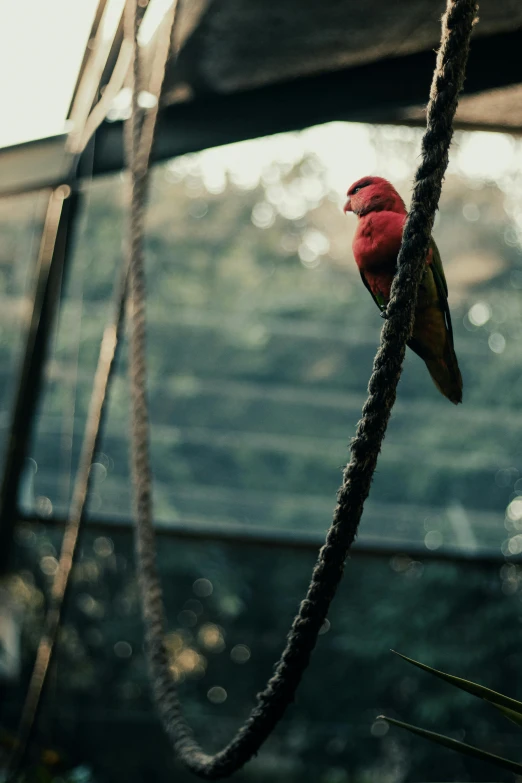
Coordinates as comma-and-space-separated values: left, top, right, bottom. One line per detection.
424, 530, 443, 551
468, 301, 491, 326
488, 332, 506, 353
114, 641, 132, 658
230, 644, 251, 664
207, 686, 227, 704
193, 578, 213, 597
93, 536, 113, 557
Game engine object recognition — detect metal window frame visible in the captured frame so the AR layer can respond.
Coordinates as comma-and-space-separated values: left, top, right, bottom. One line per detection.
16, 512, 519, 567
0, 27, 522, 199
83, 26, 522, 181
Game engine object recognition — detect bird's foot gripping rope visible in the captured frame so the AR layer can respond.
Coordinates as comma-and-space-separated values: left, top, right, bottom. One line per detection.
126, 0, 477, 778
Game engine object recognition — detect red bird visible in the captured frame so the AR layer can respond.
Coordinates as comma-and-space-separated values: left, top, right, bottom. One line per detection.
344, 176, 462, 404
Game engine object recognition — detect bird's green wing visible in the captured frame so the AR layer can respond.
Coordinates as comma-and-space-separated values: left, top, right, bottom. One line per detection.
360, 240, 450, 322
359, 270, 386, 312
429, 237, 454, 339
430, 237, 448, 297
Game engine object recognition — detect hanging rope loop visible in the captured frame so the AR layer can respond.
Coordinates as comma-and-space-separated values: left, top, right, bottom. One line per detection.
6, 4, 180, 779
7, 0, 478, 777
125, 0, 478, 778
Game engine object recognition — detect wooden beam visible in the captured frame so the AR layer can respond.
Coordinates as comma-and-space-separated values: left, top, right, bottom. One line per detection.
86, 26, 522, 177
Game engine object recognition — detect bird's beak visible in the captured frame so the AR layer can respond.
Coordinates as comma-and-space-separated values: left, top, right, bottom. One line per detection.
343, 197, 352, 213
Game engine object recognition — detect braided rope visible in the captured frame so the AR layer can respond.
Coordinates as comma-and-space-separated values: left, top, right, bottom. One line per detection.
7, 5, 179, 777
126, 0, 477, 778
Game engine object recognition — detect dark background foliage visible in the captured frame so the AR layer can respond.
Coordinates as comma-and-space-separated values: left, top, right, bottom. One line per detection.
1, 124, 522, 782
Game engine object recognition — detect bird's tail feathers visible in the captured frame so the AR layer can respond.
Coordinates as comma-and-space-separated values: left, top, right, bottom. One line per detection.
424, 340, 463, 405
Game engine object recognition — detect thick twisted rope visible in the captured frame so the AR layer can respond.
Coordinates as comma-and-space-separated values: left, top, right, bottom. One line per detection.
6, 5, 179, 778
126, 0, 477, 778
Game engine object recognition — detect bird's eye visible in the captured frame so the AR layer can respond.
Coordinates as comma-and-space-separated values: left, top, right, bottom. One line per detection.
350, 180, 372, 195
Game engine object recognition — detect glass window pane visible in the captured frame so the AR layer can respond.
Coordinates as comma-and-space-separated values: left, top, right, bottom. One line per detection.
27, 123, 522, 555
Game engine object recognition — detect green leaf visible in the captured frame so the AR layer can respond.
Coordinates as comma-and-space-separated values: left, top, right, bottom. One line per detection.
493, 704, 522, 729
393, 650, 522, 719
380, 715, 522, 775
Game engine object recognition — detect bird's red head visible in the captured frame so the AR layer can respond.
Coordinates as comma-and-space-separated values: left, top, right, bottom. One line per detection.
343, 176, 406, 217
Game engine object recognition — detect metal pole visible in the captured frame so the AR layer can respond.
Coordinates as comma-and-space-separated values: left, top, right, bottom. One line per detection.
0, 185, 80, 575
17, 512, 511, 567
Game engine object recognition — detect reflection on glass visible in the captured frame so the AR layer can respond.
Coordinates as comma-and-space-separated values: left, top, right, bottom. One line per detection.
23, 124, 522, 555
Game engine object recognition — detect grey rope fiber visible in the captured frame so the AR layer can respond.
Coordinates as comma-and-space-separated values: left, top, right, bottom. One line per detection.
7, 4, 179, 777
126, 0, 477, 778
